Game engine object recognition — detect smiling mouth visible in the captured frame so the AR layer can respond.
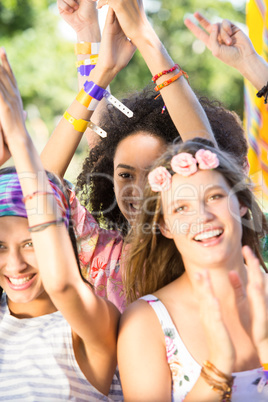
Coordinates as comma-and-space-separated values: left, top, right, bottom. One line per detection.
8, 275, 35, 285
129, 203, 140, 212
194, 229, 223, 242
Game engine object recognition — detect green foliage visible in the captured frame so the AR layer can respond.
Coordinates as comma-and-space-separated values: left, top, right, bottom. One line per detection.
0, 0, 245, 179
112, 0, 245, 118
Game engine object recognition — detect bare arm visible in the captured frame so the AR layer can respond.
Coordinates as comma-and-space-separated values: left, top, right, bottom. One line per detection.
41, 7, 135, 177
0, 48, 120, 393
97, 0, 215, 143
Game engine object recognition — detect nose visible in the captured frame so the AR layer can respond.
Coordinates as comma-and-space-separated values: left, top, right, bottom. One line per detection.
5, 248, 27, 273
197, 202, 215, 223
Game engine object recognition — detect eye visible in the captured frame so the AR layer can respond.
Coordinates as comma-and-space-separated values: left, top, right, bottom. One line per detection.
23, 241, 34, 248
174, 205, 189, 214
118, 172, 133, 179
208, 193, 224, 202
0, 243, 7, 251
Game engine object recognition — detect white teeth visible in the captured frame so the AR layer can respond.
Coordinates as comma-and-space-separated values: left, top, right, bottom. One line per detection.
194, 229, 223, 241
130, 204, 140, 211
9, 276, 33, 285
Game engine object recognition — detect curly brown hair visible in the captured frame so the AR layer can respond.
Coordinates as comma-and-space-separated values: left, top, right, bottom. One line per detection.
76, 87, 248, 235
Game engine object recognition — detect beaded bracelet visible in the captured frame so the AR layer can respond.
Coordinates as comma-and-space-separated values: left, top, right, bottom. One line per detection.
83, 81, 133, 117
63, 111, 107, 138
154, 69, 189, 92
256, 82, 268, 104
74, 42, 100, 55
28, 218, 65, 233
152, 64, 179, 83
22, 191, 54, 204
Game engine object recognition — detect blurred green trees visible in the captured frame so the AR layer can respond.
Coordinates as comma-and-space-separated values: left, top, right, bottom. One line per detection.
0, 0, 245, 180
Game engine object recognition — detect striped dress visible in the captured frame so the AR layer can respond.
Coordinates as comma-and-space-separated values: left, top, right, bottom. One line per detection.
0, 295, 123, 401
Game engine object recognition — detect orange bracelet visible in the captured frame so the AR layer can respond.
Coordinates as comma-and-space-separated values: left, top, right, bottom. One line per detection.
76, 88, 94, 108
154, 69, 189, 92
74, 42, 100, 55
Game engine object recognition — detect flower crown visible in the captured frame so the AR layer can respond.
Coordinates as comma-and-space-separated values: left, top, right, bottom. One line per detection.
148, 149, 219, 192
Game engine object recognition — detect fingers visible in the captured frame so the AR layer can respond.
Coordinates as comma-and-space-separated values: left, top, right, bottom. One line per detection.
58, 0, 79, 12
195, 270, 222, 322
0, 48, 17, 87
193, 12, 213, 33
229, 270, 246, 304
184, 18, 211, 48
220, 19, 233, 45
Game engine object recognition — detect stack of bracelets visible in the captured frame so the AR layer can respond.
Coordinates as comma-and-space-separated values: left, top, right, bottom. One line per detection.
200, 361, 234, 401
152, 63, 189, 113
75, 41, 100, 78
63, 41, 134, 138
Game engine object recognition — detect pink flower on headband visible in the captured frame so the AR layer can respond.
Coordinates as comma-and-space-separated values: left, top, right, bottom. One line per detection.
148, 166, 171, 192
195, 149, 219, 170
171, 153, 197, 176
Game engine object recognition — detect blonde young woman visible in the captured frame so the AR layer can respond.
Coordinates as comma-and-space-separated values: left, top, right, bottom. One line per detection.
118, 139, 268, 401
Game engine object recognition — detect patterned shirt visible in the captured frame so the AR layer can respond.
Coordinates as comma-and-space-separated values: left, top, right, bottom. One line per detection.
141, 294, 268, 402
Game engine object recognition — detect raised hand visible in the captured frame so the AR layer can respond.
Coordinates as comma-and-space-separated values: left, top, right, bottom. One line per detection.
57, 0, 100, 36
95, 0, 148, 46
0, 48, 26, 146
184, 12, 256, 71
194, 270, 235, 375
94, 7, 136, 79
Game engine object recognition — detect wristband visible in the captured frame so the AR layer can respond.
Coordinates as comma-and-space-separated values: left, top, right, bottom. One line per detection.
76, 89, 94, 109
75, 42, 101, 55
63, 111, 107, 137
76, 55, 99, 67
77, 64, 96, 77
83, 81, 133, 117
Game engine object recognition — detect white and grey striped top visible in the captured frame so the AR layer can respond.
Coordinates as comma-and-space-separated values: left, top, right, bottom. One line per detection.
0, 295, 123, 401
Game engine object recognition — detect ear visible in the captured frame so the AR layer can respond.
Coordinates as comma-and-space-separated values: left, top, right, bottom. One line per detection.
159, 217, 173, 239
239, 203, 248, 218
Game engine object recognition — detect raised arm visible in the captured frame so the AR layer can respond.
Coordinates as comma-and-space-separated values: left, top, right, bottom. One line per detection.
97, 0, 215, 143
185, 12, 268, 91
41, 7, 135, 178
0, 48, 120, 394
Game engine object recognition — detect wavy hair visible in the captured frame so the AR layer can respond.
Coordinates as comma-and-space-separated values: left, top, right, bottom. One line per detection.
124, 138, 267, 303
76, 87, 248, 235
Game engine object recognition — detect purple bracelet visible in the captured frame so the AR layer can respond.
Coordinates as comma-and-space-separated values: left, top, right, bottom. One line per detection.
77, 65, 95, 77
84, 81, 106, 101
83, 80, 133, 117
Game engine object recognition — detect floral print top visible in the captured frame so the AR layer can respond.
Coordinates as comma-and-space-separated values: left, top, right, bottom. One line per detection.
70, 189, 127, 313
141, 294, 268, 402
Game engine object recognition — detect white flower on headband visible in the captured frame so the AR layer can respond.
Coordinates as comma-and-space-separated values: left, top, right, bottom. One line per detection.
148, 166, 172, 192
148, 149, 220, 192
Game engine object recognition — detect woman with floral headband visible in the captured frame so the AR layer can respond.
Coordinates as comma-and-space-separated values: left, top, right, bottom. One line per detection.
118, 139, 268, 401
0, 49, 122, 400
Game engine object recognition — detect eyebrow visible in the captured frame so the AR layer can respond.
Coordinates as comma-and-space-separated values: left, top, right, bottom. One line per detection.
167, 185, 225, 210
116, 164, 136, 171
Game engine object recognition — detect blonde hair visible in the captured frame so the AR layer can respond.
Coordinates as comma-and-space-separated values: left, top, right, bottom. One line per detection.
124, 139, 268, 304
